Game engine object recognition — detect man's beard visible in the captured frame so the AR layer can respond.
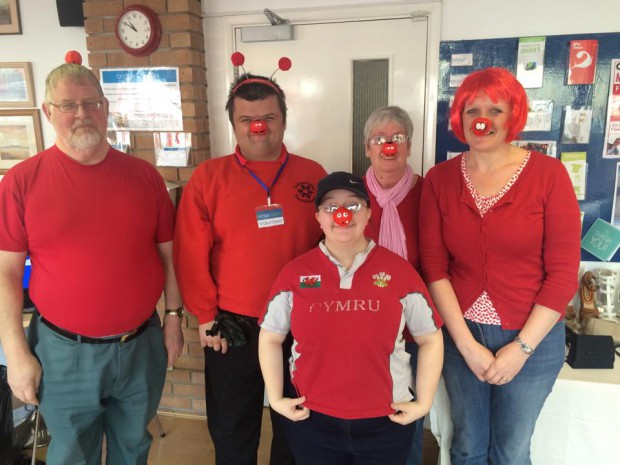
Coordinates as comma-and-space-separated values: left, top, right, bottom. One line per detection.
69, 121, 102, 150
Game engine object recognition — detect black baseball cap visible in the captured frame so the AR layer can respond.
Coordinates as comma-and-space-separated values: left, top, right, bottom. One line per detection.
315, 171, 370, 207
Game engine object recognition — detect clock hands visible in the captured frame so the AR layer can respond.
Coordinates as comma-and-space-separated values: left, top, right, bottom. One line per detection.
123, 20, 138, 32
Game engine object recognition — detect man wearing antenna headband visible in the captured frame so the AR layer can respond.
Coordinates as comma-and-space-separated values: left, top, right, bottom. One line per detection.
174, 55, 326, 465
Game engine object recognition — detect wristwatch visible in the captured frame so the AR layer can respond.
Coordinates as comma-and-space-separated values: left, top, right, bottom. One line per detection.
514, 336, 534, 355
164, 306, 184, 318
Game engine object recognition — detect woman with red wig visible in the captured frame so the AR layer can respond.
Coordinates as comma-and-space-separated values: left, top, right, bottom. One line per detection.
420, 67, 581, 464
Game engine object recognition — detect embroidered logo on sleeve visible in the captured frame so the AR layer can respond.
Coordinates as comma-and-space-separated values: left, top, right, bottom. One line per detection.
372, 272, 391, 288
300, 275, 321, 288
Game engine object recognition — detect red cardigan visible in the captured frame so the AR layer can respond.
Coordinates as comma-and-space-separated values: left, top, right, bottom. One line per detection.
419, 151, 581, 329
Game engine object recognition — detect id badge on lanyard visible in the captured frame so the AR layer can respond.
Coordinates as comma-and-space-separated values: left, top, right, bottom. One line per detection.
238, 152, 289, 229
256, 202, 285, 228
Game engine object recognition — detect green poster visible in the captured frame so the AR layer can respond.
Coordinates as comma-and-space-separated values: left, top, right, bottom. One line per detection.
581, 218, 620, 261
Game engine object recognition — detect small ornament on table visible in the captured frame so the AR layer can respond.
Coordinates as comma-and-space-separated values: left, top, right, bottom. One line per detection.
579, 270, 599, 327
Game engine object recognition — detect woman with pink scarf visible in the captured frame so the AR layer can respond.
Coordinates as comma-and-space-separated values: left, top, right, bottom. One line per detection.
363, 106, 428, 465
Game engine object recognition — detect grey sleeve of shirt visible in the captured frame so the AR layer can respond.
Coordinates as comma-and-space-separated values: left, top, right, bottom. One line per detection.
401, 292, 440, 337
261, 290, 293, 335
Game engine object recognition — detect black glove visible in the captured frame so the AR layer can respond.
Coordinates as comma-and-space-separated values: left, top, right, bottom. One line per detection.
205, 312, 248, 347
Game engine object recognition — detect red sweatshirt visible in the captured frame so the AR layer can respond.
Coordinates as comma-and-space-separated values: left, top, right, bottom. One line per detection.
174, 145, 326, 323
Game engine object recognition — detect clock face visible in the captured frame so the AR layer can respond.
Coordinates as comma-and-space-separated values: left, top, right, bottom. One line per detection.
115, 5, 161, 56
118, 10, 152, 49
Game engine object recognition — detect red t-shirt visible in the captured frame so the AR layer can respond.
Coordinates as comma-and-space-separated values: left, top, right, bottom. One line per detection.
0, 146, 175, 336
261, 243, 442, 419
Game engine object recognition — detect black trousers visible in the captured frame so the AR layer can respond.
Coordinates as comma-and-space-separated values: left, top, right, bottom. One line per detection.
204, 314, 294, 465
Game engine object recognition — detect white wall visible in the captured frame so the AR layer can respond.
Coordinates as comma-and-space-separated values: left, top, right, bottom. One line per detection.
441, 0, 620, 40
1, 1, 88, 149
204, 0, 620, 38
204, 0, 435, 16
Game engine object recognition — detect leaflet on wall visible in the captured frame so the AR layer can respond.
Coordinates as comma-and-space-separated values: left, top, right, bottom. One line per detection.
561, 151, 587, 200
449, 74, 466, 88
582, 218, 620, 262
447, 96, 455, 131
514, 140, 557, 157
562, 106, 593, 144
603, 59, 620, 159
567, 40, 598, 85
154, 132, 192, 166
451, 54, 473, 67
447, 151, 461, 160
611, 163, 620, 227
523, 100, 553, 131
101, 68, 183, 132
516, 36, 545, 88
107, 131, 131, 154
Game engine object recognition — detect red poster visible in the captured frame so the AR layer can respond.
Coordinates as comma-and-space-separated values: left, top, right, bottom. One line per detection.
567, 40, 598, 85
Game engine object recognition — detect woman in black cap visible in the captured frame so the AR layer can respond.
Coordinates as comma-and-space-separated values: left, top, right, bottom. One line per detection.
258, 171, 443, 465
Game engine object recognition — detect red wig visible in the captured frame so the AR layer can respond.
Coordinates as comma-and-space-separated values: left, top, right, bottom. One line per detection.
449, 67, 528, 144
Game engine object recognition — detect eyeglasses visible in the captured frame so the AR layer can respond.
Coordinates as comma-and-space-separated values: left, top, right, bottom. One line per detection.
317, 202, 366, 214
48, 100, 104, 114
368, 133, 409, 145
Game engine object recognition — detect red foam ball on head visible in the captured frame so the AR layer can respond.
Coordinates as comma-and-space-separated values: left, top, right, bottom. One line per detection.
278, 57, 292, 71
65, 50, 82, 65
231, 52, 245, 67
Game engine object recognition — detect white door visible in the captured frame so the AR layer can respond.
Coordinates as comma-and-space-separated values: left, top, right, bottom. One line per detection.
233, 18, 428, 175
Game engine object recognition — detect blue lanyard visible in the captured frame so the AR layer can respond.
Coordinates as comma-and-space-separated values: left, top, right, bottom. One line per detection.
236, 152, 289, 206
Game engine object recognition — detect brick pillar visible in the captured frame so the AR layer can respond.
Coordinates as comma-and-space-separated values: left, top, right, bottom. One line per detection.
83, 0, 208, 417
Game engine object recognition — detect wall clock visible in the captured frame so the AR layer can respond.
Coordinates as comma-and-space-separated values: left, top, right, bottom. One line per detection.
115, 4, 162, 57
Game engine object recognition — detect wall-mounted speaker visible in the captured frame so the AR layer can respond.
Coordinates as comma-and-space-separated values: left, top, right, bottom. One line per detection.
56, 0, 84, 27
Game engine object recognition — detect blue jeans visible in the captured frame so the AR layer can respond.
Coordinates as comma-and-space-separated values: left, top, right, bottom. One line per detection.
281, 410, 415, 465
442, 320, 565, 465
404, 342, 423, 465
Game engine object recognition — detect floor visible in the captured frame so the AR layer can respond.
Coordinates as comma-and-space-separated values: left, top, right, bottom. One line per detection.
26, 409, 440, 464
148, 410, 440, 465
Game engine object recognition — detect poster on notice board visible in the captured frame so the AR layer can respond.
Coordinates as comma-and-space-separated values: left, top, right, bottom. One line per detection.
567, 40, 598, 85
603, 59, 620, 158
516, 37, 545, 88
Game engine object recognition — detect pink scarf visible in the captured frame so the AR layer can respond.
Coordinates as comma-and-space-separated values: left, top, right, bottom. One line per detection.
365, 165, 414, 260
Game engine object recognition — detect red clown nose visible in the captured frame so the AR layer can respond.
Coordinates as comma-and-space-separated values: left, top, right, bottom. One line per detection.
382, 143, 397, 156
333, 207, 352, 226
471, 117, 492, 136
250, 120, 267, 134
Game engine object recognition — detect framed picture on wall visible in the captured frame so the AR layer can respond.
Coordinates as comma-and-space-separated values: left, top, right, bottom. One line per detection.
0, 109, 43, 171
0, 0, 22, 35
0, 62, 35, 107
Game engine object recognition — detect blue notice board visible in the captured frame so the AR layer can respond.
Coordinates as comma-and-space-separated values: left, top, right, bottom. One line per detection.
436, 32, 620, 262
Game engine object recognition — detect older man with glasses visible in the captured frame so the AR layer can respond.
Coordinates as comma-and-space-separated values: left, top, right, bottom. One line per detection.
0, 58, 184, 464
